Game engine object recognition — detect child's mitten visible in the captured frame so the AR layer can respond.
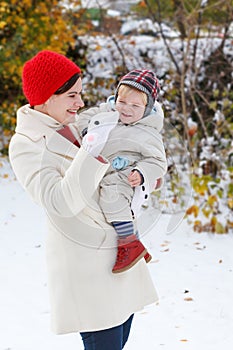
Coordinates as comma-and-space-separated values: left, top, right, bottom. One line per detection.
82, 111, 119, 157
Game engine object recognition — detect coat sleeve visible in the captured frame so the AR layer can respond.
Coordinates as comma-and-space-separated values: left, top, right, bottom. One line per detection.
9, 134, 109, 218
134, 131, 167, 193
76, 103, 112, 137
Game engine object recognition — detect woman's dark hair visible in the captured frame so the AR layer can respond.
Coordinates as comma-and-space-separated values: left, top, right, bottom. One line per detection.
54, 73, 81, 95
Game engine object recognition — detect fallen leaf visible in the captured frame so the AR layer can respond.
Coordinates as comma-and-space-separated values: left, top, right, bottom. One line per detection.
184, 297, 193, 301
196, 245, 206, 250
160, 248, 170, 252
180, 339, 188, 342
219, 259, 223, 264
160, 240, 170, 247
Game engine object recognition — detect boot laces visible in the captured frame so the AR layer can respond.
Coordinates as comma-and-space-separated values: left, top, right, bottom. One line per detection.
116, 247, 129, 263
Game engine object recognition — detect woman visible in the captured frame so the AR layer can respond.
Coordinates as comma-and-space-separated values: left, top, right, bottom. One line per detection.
9, 50, 158, 350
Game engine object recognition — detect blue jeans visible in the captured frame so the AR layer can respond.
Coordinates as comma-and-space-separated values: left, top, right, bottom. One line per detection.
80, 314, 134, 350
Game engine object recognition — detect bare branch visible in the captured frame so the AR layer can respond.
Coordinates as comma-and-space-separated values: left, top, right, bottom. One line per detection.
189, 89, 209, 139
95, 0, 127, 71
144, 0, 181, 75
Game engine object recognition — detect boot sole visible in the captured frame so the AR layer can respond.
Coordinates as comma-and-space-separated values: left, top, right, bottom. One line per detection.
112, 249, 147, 274
145, 253, 152, 263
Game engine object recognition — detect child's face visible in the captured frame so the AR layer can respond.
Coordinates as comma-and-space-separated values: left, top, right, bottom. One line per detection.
116, 89, 146, 124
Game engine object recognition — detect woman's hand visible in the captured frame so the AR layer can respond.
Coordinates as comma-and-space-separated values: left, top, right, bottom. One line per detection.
128, 170, 143, 187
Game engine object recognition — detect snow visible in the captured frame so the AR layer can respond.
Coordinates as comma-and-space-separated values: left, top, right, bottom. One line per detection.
81, 0, 138, 10
120, 18, 180, 38
81, 0, 109, 8
106, 9, 121, 17
201, 0, 208, 7
1, 157, 233, 350
81, 33, 233, 87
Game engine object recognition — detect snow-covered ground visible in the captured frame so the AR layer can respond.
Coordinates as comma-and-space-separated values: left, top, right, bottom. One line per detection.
1, 157, 233, 350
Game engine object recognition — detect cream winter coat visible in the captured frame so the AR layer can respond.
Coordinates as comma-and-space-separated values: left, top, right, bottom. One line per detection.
9, 105, 158, 334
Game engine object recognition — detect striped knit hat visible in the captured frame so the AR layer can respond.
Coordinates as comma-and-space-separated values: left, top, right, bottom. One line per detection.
115, 69, 160, 117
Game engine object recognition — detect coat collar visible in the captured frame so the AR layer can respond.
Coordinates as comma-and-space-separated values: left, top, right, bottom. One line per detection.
15, 105, 79, 158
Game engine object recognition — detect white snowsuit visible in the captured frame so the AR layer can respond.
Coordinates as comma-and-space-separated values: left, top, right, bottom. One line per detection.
77, 99, 167, 222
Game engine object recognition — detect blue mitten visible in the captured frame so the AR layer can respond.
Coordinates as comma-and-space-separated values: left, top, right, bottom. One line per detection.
112, 156, 129, 170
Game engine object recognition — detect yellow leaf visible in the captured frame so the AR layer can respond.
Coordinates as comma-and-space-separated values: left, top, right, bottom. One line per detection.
227, 198, 233, 209
207, 195, 217, 206
210, 216, 217, 226
215, 222, 226, 234
202, 208, 211, 218
186, 205, 199, 217
0, 21, 7, 29
193, 220, 202, 232
209, 101, 217, 110
95, 45, 102, 51
159, 200, 169, 207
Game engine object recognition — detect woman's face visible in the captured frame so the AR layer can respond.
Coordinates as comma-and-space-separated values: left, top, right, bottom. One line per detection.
44, 77, 84, 125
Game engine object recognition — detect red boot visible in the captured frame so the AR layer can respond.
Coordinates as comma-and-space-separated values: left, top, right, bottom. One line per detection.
144, 252, 152, 263
112, 234, 147, 273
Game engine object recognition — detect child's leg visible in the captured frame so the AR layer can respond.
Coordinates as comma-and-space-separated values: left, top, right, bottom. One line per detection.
111, 221, 148, 273
112, 221, 134, 238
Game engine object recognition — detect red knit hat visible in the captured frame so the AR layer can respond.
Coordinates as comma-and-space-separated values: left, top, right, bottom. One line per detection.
22, 50, 81, 105
115, 69, 160, 117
